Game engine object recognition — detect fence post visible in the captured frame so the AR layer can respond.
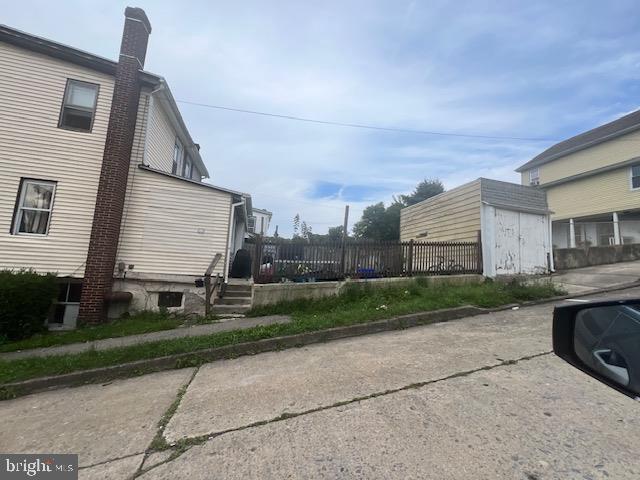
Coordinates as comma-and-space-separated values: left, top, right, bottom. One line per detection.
407, 239, 414, 276
340, 206, 349, 277
476, 230, 483, 274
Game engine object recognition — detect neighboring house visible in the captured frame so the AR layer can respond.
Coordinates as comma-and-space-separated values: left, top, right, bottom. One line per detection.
517, 111, 640, 249
0, 8, 252, 327
248, 208, 272, 236
400, 178, 553, 276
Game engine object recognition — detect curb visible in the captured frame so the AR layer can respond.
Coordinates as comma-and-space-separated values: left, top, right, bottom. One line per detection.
1, 305, 484, 399
3, 280, 640, 400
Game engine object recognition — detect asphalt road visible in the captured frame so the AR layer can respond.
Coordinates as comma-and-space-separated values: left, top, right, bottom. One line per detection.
2, 287, 640, 479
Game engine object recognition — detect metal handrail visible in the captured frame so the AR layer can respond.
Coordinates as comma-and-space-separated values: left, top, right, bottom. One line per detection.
204, 253, 222, 315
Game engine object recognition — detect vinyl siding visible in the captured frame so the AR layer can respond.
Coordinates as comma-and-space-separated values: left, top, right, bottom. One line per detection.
522, 129, 640, 187
0, 42, 114, 276
116, 169, 232, 276
145, 98, 176, 173
545, 167, 640, 220
131, 90, 150, 166
400, 179, 481, 242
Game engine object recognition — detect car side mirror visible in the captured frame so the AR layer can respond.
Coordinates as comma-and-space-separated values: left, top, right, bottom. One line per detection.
553, 300, 640, 399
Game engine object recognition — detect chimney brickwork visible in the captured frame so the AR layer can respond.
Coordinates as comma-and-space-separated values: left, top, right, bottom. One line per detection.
78, 7, 152, 324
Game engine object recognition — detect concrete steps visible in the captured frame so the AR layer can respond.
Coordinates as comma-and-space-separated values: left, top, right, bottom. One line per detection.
224, 286, 252, 295
212, 281, 252, 315
216, 296, 250, 305
211, 304, 251, 315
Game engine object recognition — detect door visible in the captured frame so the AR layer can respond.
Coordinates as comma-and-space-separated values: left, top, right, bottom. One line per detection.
493, 208, 549, 275
494, 208, 521, 274
518, 212, 549, 274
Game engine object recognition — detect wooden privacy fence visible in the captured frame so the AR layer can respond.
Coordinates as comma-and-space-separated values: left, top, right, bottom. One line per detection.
248, 238, 482, 284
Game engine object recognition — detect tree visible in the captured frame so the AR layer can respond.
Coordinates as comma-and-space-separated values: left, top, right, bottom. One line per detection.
352, 202, 400, 241
326, 225, 345, 242
292, 214, 300, 237
352, 179, 445, 241
300, 221, 312, 240
292, 214, 313, 241
397, 179, 444, 207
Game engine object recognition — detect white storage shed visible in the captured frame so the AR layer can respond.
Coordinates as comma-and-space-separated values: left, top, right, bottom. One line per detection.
400, 178, 554, 277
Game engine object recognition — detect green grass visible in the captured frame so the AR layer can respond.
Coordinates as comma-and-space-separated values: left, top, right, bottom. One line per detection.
247, 278, 564, 323
0, 311, 219, 353
0, 279, 564, 386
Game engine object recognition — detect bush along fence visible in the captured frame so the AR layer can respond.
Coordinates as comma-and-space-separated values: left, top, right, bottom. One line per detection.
247, 237, 483, 283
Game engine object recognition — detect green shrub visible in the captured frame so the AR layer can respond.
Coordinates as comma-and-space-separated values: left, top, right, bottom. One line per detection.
0, 270, 58, 342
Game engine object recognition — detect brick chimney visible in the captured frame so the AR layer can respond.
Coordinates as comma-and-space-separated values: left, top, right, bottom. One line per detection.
78, 7, 152, 324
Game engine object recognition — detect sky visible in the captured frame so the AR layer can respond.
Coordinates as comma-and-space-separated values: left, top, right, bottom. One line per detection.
5, 0, 640, 236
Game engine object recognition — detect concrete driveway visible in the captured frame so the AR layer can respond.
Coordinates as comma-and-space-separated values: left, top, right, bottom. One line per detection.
2, 288, 640, 479
551, 259, 640, 294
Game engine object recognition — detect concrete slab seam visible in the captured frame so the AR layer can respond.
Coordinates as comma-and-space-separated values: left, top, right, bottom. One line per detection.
135, 367, 200, 477
137, 350, 554, 475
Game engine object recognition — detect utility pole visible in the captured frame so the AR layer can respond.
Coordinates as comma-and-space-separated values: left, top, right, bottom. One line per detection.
340, 205, 349, 275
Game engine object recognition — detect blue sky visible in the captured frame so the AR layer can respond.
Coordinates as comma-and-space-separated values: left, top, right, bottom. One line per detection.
5, 1, 640, 235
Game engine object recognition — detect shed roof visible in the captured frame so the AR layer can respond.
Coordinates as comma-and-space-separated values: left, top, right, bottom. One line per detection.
479, 178, 550, 214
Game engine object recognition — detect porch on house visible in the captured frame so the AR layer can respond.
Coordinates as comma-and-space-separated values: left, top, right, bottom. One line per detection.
552, 210, 640, 249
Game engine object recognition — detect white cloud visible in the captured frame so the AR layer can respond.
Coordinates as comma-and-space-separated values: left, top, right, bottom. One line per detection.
5, 0, 640, 235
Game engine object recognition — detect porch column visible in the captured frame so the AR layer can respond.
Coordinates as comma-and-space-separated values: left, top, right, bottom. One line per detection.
569, 218, 576, 248
613, 212, 621, 245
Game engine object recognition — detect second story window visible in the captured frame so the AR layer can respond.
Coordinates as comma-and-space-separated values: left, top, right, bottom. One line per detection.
529, 167, 540, 186
183, 156, 193, 179
13, 179, 57, 235
59, 80, 99, 132
631, 164, 640, 189
172, 140, 183, 175
248, 216, 256, 233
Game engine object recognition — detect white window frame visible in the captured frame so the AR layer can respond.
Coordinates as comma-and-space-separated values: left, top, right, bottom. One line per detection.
248, 216, 256, 233
12, 179, 57, 236
51, 279, 82, 327
529, 167, 540, 186
630, 164, 640, 190
183, 156, 193, 179
172, 139, 184, 176
58, 79, 99, 132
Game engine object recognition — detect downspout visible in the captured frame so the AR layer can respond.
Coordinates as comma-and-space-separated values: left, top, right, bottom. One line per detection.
224, 198, 245, 283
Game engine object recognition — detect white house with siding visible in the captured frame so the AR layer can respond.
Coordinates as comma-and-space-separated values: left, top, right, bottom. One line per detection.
0, 9, 252, 327
248, 208, 273, 236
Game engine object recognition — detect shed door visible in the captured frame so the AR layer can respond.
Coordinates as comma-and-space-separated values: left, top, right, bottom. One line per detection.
518, 212, 548, 273
494, 209, 521, 275
494, 208, 549, 275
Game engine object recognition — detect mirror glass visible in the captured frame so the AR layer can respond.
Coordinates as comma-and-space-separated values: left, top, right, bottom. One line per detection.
574, 305, 640, 395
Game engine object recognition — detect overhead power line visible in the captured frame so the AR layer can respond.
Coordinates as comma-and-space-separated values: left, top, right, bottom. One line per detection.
176, 99, 559, 142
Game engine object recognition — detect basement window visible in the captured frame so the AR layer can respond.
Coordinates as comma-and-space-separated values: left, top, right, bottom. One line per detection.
59, 79, 99, 132
158, 292, 183, 308
50, 279, 82, 327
